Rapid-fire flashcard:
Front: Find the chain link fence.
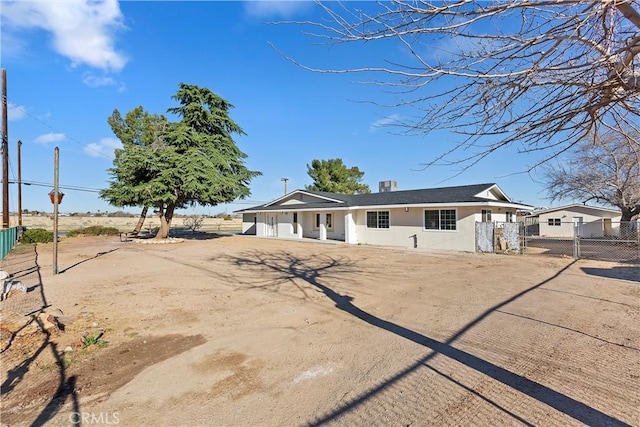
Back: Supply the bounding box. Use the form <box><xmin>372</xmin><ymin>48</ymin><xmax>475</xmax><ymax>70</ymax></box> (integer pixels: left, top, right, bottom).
<box><xmin>476</xmin><ymin>220</ymin><xmax>639</xmax><ymax>263</ymax></box>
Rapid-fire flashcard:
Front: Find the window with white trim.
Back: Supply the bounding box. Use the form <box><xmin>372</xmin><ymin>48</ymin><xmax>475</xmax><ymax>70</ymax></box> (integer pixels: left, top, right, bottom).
<box><xmin>326</xmin><ymin>213</ymin><xmax>333</xmax><ymax>230</ymax></box>
<box><xmin>506</xmin><ymin>212</ymin><xmax>513</xmax><ymax>223</ymax></box>
<box><xmin>548</xmin><ymin>218</ymin><xmax>561</xmax><ymax>226</ymax></box>
<box><xmin>482</xmin><ymin>209</ymin><xmax>492</xmax><ymax>222</ymax></box>
<box><xmin>424</xmin><ymin>209</ymin><xmax>457</xmax><ymax>231</ymax></box>
<box><xmin>366</xmin><ymin>211</ymin><xmax>390</xmax><ymax>229</ymax></box>
<box><xmin>315</xmin><ymin>213</ymin><xmax>321</xmax><ymax>229</ymax></box>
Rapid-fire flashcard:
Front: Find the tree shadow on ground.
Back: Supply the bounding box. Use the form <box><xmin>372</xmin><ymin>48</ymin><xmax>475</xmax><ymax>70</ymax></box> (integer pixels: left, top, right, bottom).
<box><xmin>224</xmin><ymin>250</ymin><xmax>628</xmax><ymax>427</ymax></box>
<box><xmin>59</xmin><ymin>248</ymin><xmax>119</xmax><ymax>274</ymax></box>
<box><xmin>171</xmin><ymin>230</ymin><xmax>233</xmax><ymax>241</ymax></box>
<box><xmin>0</xmin><ymin>244</ymin><xmax>80</xmax><ymax>425</ymax></box>
<box><xmin>580</xmin><ymin>266</ymin><xmax>640</xmax><ymax>282</ymax></box>
<box><xmin>126</xmin><ymin>229</ymin><xmax>232</xmax><ymax>242</ymax></box>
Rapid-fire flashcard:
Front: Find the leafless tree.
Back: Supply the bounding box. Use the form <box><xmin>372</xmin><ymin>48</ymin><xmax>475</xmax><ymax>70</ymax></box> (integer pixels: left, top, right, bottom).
<box><xmin>285</xmin><ymin>1</ymin><xmax>640</xmax><ymax>169</ymax></box>
<box><xmin>543</xmin><ymin>133</ymin><xmax>640</xmax><ymax>221</ymax></box>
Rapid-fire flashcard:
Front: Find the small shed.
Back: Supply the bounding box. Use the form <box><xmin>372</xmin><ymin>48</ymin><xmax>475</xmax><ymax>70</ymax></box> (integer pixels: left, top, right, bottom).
<box><xmin>527</xmin><ymin>204</ymin><xmax>622</xmax><ymax>238</ymax></box>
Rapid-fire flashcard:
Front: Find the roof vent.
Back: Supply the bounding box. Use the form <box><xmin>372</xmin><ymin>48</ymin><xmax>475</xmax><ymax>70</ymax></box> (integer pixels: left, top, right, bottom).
<box><xmin>379</xmin><ymin>180</ymin><xmax>398</xmax><ymax>192</ymax></box>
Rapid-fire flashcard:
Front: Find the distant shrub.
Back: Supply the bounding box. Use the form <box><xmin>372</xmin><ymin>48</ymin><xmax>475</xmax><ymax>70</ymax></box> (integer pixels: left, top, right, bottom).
<box><xmin>183</xmin><ymin>215</ymin><xmax>204</xmax><ymax>232</ymax></box>
<box><xmin>66</xmin><ymin>226</ymin><xmax>120</xmax><ymax>237</ymax></box>
<box><xmin>22</xmin><ymin>228</ymin><xmax>54</xmax><ymax>243</ymax></box>
<box><xmin>224</xmin><ymin>214</ymin><xmax>233</xmax><ymax>221</ymax></box>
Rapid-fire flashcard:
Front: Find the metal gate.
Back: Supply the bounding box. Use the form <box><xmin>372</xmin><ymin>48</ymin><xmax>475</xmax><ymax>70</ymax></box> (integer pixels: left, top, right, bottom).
<box><xmin>476</xmin><ymin>222</ymin><xmax>494</xmax><ymax>252</ymax></box>
<box><xmin>522</xmin><ymin>220</ymin><xmax>639</xmax><ymax>263</ymax></box>
<box><xmin>476</xmin><ymin>222</ymin><xmax>522</xmax><ymax>254</ymax></box>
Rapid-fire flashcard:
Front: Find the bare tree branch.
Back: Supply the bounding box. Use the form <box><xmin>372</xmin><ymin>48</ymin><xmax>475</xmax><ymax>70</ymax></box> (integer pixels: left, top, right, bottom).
<box><xmin>543</xmin><ymin>131</ymin><xmax>640</xmax><ymax>221</ymax></box>
<box><xmin>281</xmin><ymin>0</ymin><xmax>640</xmax><ymax>169</ymax></box>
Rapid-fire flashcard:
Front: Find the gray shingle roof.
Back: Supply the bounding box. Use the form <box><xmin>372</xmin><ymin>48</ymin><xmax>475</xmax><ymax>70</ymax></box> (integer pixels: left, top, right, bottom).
<box><xmin>236</xmin><ymin>183</ymin><xmax>524</xmax><ymax>213</ymax></box>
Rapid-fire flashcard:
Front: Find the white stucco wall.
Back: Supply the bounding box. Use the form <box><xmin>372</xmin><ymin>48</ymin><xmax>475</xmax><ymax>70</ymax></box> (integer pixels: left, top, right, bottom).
<box><xmin>538</xmin><ymin>207</ymin><xmax>621</xmax><ymax>237</ymax></box>
<box><xmin>297</xmin><ymin>211</ymin><xmax>344</xmax><ymax>240</ymax></box>
<box><xmin>471</xmin><ymin>210</ymin><xmax>518</xmax><ymax>223</ymax></box>
<box><xmin>354</xmin><ymin>206</ymin><xmax>481</xmax><ymax>252</ymax></box>
<box><xmin>242</xmin><ymin>213</ymin><xmax>257</xmax><ymax>235</ymax></box>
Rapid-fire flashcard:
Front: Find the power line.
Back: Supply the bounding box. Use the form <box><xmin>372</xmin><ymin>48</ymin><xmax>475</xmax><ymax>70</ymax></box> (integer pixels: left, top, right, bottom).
<box><xmin>5</xmin><ymin>179</ymin><xmax>268</xmax><ymax>204</ymax></box>
<box><xmin>6</xmin><ymin>180</ymin><xmax>102</xmax><ymax>193</ymax></box>
<box><xmin>7</xmin><ymin>98</ymin><xmax>112</xmax><ymax>159</ymax></box>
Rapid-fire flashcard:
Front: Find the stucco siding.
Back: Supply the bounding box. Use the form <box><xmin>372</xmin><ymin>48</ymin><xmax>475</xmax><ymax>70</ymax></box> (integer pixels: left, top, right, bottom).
<box><xmin>297</xmin><ymin>211</ymin><xmax>344</xmax><ymax>240</ymax></box>
<box><xmin>354</xmin><ymin>206</ymin><xmax>479</xmax><ymax>252</ymax></box>
<box><xmin>276</xmin><ymin>212</ymin><xmax>296</xmax><ymax>238</ymax></box>
<box><xmin>471</xmin><ymin>210</ymin><xmax>518</xmax><ymax>223</ymax></box>
<box><xmin>328</xmin><ymin>212</ymin><xmax>345</xmax><ymax>240</ymax></box>
<box><xmin>242</xmin><ymin>213</ymin><xmax>257</xmax><ymax>235</ymax></box>
<box><xmin>538</xmin><ymin>208</ymin><xmax>622</xmax><ymax>237</ymax></box>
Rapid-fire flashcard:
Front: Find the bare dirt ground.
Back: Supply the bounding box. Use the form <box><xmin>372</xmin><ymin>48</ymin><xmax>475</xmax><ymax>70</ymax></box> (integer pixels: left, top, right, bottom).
<box><xmin>1</xmin><ymin>234</ymin><xmax>638</xmax><ymax>427</ymax></box>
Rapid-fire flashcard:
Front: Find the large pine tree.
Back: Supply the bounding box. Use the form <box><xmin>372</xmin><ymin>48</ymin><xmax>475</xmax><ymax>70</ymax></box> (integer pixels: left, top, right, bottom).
<box><xmin>101</xmin><ymin>84</ymin><xmax>261</xmax><ymax>238</ymax></box>
<box><xmin>306</xmin><ymin>158</ymin><xmax>371</xmax><ymax>195</ymax></box>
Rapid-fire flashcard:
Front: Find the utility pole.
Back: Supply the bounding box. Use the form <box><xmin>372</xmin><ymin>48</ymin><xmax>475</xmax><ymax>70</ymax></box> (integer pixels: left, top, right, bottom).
<box><xmin>53</xmin><ymin>147</ymin><xmax>59</xmax><ymax>274</ymax></box>
<box><xmin>17</xmin><ymin>140</ymin><xmax>21</xmax><ymax>226</ymax></box>
<box><xmin>281</xmin><ymin>177</ymin><xmax>289</xmax><ymax>195</ymax></box>
<box><xmin>2</xmin><ymin>68</ymin><xmax>9</xmax><ymax>228</ymax></box>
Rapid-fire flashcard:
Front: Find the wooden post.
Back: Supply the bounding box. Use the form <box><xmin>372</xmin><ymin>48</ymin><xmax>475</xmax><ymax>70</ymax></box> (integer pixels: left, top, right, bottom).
<box><xmin>53</xmin><ymin>147</ymin><xmax>59</xmax><ymax>274</ymax></box>
<box><xmin>2</xmin><ymin>69</ymin><xmax>9</xmax><ymax>229</ymax></box>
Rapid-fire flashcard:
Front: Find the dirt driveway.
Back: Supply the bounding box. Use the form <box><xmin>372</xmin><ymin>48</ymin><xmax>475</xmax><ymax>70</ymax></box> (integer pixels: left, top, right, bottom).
<box><xmin>1</xmin><ymin>235</ymin><xmax>638</xmax><ymax>426</ymax></box>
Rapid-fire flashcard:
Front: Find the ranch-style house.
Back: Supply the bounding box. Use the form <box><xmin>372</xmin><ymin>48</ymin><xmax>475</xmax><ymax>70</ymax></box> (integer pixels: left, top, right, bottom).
<box><xmin>236</xmin><ymin>182</ymin><xmax>533</xmax><ymax>252</ymax></box>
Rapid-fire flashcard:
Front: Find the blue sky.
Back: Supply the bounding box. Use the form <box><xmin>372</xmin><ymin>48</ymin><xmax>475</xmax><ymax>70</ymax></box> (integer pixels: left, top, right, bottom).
<box><xmin>1</xmin><ymin>1</ymin><xmax>553</xmax><ymax>215</ymax></box>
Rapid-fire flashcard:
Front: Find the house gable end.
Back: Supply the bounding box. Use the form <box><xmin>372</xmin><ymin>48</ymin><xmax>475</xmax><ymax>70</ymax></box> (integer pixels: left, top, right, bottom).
<box><xmin>264</xmin><ymin>190</ymin><xmax>346</xmax><ymax>208</ymax></box>
<box><xmin>532</xmin><ymin>204</ymin><xmax>621</xmax><ymax>218</ymax></box>
<box><xmin>473</xmin><ymin>184</ymin><xmax>511</xmax><ymax>202</ymax></box>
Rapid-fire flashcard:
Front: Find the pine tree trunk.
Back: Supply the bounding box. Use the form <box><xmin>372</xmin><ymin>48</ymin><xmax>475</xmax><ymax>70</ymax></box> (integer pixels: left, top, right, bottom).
<box><xmin>132</xmin><ymin>206</ymin><xmax>148</xmax><ymax>234</ymax></box>
<box><xmin>156</xmin><ymin>203</ymin><xmax>176</xmax><ymax>239</ymax></box>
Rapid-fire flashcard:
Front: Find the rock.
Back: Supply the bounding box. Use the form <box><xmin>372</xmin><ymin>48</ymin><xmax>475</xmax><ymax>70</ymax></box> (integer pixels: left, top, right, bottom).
<box><xmin>0</xmin><ymin>270</ymin><xmax>10</xmax><ymax>280</ymax></box>
<box><xmin>36</xmin><ymin>313</ymin><xmax>64</xmax><ymax>332</ymax></box>
<box><xmin>46</xmin><ymin>308</ymin><xmax>64</xmax><ymax>317</ymax></box>
<box><xmin>1</xmin><ymin>280</ymin><xmax>26</xmax><ymax>301</ymax></box>
<box><xmin>64</xmin><ymin>346</ymin><xmax>73</xmax><ymax>352</ymax></box>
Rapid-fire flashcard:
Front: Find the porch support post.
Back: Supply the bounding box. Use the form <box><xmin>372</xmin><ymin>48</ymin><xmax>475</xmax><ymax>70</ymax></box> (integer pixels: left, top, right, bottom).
<box><xmin>256</xmin><ymin>213</ymin><xmax>265</xmax><ymax>237</ymax></box>
<box><xmin>297</xmin><ymin>213</ymin><xmax>303</xmax><ymax>238</ymax></box>
<box><xmin>345</xmin><ymin>210</ymin><xmax>357</xmax><ymax>244</ymax></box>
<box><xmin>319</xmin><ymin>212</ymin><xmax>327</xmax><ymax>240</ymax></box>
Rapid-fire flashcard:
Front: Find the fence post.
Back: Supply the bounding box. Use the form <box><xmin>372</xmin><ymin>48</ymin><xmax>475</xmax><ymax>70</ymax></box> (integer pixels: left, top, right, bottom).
<box><xmin>573</xmin><ymin>222</ymin><xmax>581</xmax><ymax>259</ymax></box>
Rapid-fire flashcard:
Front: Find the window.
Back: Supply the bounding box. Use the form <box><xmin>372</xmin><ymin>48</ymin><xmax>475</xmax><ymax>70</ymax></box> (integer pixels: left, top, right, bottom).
<box><xmin>482</xmin><ymin>209</ymin><xmax>492</xmax><ymax>222</ymax></box>
<box><xmin>424</xmin><ymin>209</ymin><xmax>457</xmax><ymax>231</ymax></box>
<box><xmin>440</xmin><ymin>209</ymin><xmax>457</xmax><ymax>230</ymax></box>
<box><xmin>314</xmin><ymin>213</ymin><xmax>333</xmax><ymax>230</ymax></box>
<box><xmin>506</xmin><ymin>212</ymin><xmax>513</xmax><ymax>223</ymax></box>
<box><xmin>366</xmin><ymin>211</ymin><xmax>390</xmax><ymax>229</ymax></box>
<box><xmin>424</xmin><ymin>210</ymin><xmax>440</xmax><ymax>230</ymax></box>
<box><xmin>548</xmin><ymin>218</ymin><xmax>561</xmax><ymax>226</ymax></box>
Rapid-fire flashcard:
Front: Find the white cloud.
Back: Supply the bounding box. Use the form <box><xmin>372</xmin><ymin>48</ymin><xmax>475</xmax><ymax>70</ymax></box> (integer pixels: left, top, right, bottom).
<box><xmin>34</xmin><ymin>132</ymin><xmax>66</xmax><ymax>144</ymax></box>
<box><xmin>83</xmin><ymin>74</ymin><xmax>117</xmax><ymax>87</ymax></box>
<box><xmin>82</xmin><ymin>72</ymin><xmax>126</xmax><ymax>91</ymax></box>
<box><xmin>1</xmin><ymin>0</ymin><xmax>128</xmax><ymax>72</ymax></box>
<box><xmin>84</xmin><ymin>137</ymin><xmax>122</xmax><ymax>159</ymax></box>
<box><xmin>244</xmin><ymin>1</ymin><xmax>315</xmax><ymax>19</ymax></box>
<box><xmin>8</xmin><ymin>102</ymin><xmax>27</xmax><ymax>121</ymax></box>
<box><xmin>369</xmin><ymin>114</ymin><xmax>402</xmax><ymax>132</ymax></box>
